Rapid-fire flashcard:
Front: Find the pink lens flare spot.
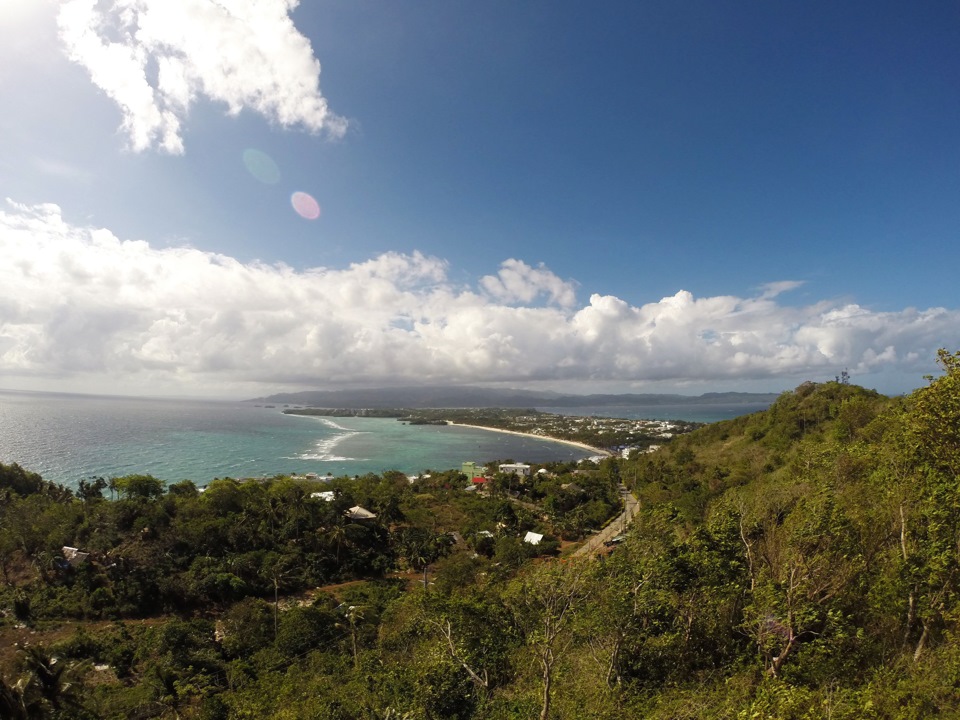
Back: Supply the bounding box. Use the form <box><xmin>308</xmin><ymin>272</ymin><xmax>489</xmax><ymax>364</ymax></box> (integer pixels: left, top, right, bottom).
<box><xmin>291</xmin><ymin>191</ymin><xmax>321</xmax><ymax>220</ymax></box>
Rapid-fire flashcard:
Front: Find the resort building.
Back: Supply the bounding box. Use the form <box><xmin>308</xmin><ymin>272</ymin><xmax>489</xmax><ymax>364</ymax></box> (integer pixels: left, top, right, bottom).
<box><xmin>462</xmin><ymin>461</ymin><xmax>483</xmax><ymax>477</ymax></box>
<box><xmin>498</xmin><ymin>463</ymin><xmax>531</xmax><ymax>476</ymax></box>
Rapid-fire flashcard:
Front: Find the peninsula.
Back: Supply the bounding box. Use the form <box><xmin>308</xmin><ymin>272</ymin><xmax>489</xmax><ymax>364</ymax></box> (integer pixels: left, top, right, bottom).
<box><xmin>282</xmin><ymin>406</ymin><xmax>700</xmax><ymax>454</ymax></box>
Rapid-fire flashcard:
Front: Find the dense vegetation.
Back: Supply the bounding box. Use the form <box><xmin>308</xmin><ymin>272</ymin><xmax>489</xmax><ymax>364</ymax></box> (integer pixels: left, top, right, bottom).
<box><xmin>2</xmin><ymin>350</ymin><xmax>960</xmax><ymax>718</ymax></box>
<box><xmin>0</xmin><ymin>449</ymin><xmax>623</xmax><ymax>717</ymax></box>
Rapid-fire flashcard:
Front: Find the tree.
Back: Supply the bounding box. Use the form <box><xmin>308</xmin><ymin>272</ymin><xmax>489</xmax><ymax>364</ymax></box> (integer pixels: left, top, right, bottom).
<box><xmin>420</xmin><ymin>591</ymin><xmax>516</xmax><ymax>698</ymax></box>
<box><xmin>0</xmin><ymin>463</ymin><xmax>46</xmax><ymax>497</ymax></box>
<box><xmin>112</xmin><ymin>474</ymin><xmax>164</xmax><ymax>501</ymax></box>
<box><xmin>276</xmin><ymin>605</ymin><xmax>337</xmax><ymax>659</ymax></box>
<box><xmin>505</xmin><ymin>558</ymin><xmax>593</xmax><ymax>720</ymax></box>
<box><xmin>741</xmin><ymin>488</ymin><xmax>862</xmax><ymax>677</ymax></box>
<box><xmin>0</xmin><ymin>675</ymin><xmax>34</xmax><ymax>720</ymax></box>
<box><xmin>398</xmin><ymin>528</ymin><xmax>452</xmax><ymax>592</ymax></box>
<box><xmin>261</xmin><ymin>553</ymin><xmax>300</xmax><ymax>639</ymax></box>
<box><xmin>909</xmin><ymin>349</ymin><xmax>960</xmax><ymax>478</ymax></box>
<box><xmin>579</xmin><ymin>534</ymin><xmax>661</xmax><ymax>689</ymax></box>
<box><xmin>77</xmin><ymin>477</ymin><xmax>106</xmax><ymax>502</ymax></box>
<box><xmin>894</xmin><ymin>349</ymin><xmax>960</xmax><ymax>661</ymax></box>
<box><xmin>220</xmin><ymin>598</ymin><xmax>274</xmax><ymax>658</ymax></box>
<box><xmin>8</xmin><ymin>645</ymin><xmax>90</xmax><ymax>718</ymax></box>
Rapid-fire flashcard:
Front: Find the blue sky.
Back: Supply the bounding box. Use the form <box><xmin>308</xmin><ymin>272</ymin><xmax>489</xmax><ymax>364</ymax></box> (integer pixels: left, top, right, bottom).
<box><xmin>0</xmin><ymin>0</ymin><xmax>958</xmax><ymax>398</ymax></box>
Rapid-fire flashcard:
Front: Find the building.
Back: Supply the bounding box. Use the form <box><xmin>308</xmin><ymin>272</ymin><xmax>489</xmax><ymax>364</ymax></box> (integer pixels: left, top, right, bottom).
<box><xmin>498</xmin><ymin>463</ymin><xmax>531</xmax><ymax>477</ymax></box>
<box><xmin>523</xmin><ymin>531</ymin><xmax>544</xmax><ymax>545</ymax></box>
<box><xmin>345</xmin><ymin>505</ymin><xmax>377</xmax><ymax>520</ymax></box>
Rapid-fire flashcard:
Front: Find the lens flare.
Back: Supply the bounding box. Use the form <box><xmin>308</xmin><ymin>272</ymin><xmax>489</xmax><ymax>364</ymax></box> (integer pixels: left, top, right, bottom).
<box><xmin>291</xmin><ymin>191</ymin><xmax>321</xmax><ymax>220</ymax></box>
<box><xmin>242</xmin><ymin>148</ymin><xmax>281</xmax><ymax>184</ymax></box>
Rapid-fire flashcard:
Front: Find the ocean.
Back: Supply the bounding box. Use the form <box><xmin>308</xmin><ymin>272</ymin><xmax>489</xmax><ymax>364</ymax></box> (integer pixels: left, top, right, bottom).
<box><xmin>0</xmin><ymin>390</ymin><xmax>772</xmax><ymax>489</ymax></box>
<box><xmin>0</xmin><ymin>390</ymin><xmax>598</xmax><ymax>488</ymax></box>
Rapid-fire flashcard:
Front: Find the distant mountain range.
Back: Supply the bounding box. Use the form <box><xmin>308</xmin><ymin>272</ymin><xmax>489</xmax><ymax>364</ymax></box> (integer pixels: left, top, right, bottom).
<box><xmin>249</xmin><ymin>386</ymin><xmax>782</xmax><ymax>409</ymax></box>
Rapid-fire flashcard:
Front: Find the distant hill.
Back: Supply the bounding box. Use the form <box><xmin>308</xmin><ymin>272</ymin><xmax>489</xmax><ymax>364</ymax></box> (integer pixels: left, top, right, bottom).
<box><xmin>248</xmin><ymin>385</ymin><xmax>781</xmax><ymax>409</ymax></box>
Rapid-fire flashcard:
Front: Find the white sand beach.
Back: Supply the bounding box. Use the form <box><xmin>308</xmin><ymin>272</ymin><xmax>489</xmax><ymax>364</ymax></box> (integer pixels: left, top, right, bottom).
<box><xmin>447</xmin><ymin>422</ymin><xmax>612</xmax><ymax>457</ymax></box>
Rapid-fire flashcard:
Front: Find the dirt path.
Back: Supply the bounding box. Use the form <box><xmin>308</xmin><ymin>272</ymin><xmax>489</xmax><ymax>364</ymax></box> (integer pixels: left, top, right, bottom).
<box><xmin>572</xmin><ymin>486</ymin><xmax>639</xmax><ymax>558</ymax></box>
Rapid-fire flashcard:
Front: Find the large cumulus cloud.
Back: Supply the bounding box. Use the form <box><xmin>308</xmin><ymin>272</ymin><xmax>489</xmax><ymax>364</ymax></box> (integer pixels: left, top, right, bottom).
<box><xmin>57</xmin><ymin>0</ymin><xmax>346</xmax><ymax>153</ymax></box>
<box><xmin>1</xmin><ymin>200</ymin><xmax>956</xmax><ymax>393</ymax></box>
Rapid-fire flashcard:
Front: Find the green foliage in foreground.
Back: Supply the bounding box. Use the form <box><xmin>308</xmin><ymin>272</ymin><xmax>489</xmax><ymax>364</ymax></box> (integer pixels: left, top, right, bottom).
<box><xmin>3</xmin><ymin>351</ymin><xmax>960</xmax><ymax>718</ymax></box>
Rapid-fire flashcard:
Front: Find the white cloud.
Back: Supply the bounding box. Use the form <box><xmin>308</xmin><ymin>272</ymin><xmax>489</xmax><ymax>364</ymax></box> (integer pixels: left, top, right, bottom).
<box><xmin>56</xmin><ymin>0</ymin><xmax>346</xmax><ymax>154</ymax></box>
<box><xmin>1</xmin><ymin>200</ymin><xmax>958</xmax><ymax>395</ymax></box>
<box><xmin>758</xmin><ymin>280</ymin><xmax>805</xmax><ymax>299</ymax></box>
<box><xmin>480</xmin><ymin>259</ymin><xmax>578</xmax><ymax>308</ymax></box>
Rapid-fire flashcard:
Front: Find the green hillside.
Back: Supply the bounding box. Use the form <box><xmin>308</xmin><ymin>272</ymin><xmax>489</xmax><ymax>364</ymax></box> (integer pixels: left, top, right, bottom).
<box><xmin>2</xmin><ymin>351</ymin><xmax>959</xmax><ymax>719</ymax></box>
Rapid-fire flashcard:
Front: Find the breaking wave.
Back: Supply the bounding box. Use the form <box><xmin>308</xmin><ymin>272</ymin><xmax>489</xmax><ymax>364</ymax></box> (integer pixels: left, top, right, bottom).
<box><xmin>296</xmin><ymin>429</ymin><xmax>369</xmax><ymax>462</ymax></box>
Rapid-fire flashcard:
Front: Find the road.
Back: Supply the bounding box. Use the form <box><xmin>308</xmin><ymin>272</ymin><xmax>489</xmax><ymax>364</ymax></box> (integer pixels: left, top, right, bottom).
<box><xmin>572</xmin><ymin>485</ymin><xmax>640</xmax><ymax>558</ymax></box>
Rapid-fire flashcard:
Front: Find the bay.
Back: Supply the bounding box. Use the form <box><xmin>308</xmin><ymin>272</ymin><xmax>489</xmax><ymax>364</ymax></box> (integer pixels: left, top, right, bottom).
<box><xmin>0</xmin><ymin>390</ymin><xmax>595</xmax><ymax>488</ymax></box>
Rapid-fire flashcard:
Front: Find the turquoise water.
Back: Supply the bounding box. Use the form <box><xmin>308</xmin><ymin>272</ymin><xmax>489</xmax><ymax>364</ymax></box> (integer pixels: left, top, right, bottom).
<box><xmin>0</xmin><ymin>390</ymin><xmax>594</xmax><ymax>488</ymax></box>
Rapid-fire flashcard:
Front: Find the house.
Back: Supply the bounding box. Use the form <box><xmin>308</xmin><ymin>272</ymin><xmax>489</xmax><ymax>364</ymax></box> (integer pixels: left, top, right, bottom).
<box><xmin>311</xmin><ymin>491</ymin><xmax>335</xmax><ymax>502</ymax></box>
<box><xmin>470</xmin><ymin>476</ymin><xmax>489</xmax><ymax>494</ymax></box>
<box><xmin>344</xmin><ymin>505</ymin><xmax>376</xmax><ymax>520</ymax></box>
<box><xmin>499</xmin><ymin>463</ymin><xmax>531</xmax><ymax>477</ymax></box>
<box><xmin>523</xmin><ymin>531</ymin><xmax>544</xmax><ymax>545</ymax></box>
<box><xmin>62</xmin><ymin>546</ymin><xmax>91</xmax><ymax>566</ymax></box>
<box><xmin>462</xmin><ymin>461</ymin><xmax>483</xmax><ymax>477</ymax></box>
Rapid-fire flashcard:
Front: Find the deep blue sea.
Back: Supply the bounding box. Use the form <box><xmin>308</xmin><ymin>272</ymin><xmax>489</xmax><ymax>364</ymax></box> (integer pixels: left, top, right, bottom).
<box><xmin>0</xmin><ymin>390</ymin><xmax>771</xmax><ymax>488</ymax></box>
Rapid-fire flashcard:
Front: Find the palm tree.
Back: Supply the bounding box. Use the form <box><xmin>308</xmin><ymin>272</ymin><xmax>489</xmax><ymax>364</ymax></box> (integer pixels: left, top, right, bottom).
<box><xmin>325</xmin><ymin>520</ymin><xmax>350</xmax><ymax>564</ymax></box>
<box><xmin>18</xmin><ymin>645</ymin><xmax>88</xmax><ymax>716</ymax></box>
<box><xmin>399</xmin><ymin>528</ymin><xmax>451</xmax><ymax>592</ymax></box>
<box><xmin>0</xmin><ymin>675</ymin><xmax>31</xmax><ymax>720</ymax></box>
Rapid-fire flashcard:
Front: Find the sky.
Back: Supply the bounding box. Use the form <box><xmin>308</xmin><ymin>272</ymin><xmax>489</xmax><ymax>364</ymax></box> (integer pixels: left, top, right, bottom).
<box><xmin>1</xmin><ymin>0</ymin><xmax>958</xmax><ymax>399</ymax></box>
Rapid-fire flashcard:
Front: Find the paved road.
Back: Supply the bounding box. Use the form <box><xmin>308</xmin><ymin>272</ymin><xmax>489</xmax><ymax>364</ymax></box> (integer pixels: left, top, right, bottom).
<box><xmin>572</xmin><ymin>485</ymin><xmax>640</xmax><ymax>558</ymax></box>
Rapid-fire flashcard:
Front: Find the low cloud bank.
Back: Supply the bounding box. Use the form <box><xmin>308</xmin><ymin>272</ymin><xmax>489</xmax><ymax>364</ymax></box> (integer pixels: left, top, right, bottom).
<box><xmin>57</xmin><ymin>0</ymin><xmax>346</xmax><ymax>154</ymax></box>
<box><xmin>1</xmin><ymin>200</ymin><xmax>956</xmax><ymax>394</ymax></box>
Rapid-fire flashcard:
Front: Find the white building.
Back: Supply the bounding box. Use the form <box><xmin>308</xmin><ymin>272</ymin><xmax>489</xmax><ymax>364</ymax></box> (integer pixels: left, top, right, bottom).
<box><xmin>499</xmin><ymin>463</ymin><xmax>531</xmax><ymax>477</ymax></box>
<box><xmin>523</xmin><ymin>531</ymin><xmax>544</xmax><ymax>545</ymax></box>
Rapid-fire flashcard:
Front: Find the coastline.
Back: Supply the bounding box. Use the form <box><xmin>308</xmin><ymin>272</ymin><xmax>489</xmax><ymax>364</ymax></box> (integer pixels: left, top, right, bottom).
<box><xmin>446</xmin><ymin>422</ymin><xmax>612</xmax><ymax>457</ymax></box>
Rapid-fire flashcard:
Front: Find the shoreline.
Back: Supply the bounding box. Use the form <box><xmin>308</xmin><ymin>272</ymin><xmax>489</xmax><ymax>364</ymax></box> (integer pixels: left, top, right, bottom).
<box><xmin>446</xmin><ymin>422</ymin><xmax>612</xmax><ymax>457</ymax></box>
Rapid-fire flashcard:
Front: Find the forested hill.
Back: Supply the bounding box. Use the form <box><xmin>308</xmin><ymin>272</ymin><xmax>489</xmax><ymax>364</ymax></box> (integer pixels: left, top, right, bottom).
<box><xmin>612</xmin><ymin>350</ymin><xmax>960</xmax><ymax>713</ymax></box>
<box><xmin>628</xmin><ymin>377</ymin><xmax>895</xmax><ymax>523</ymax></box>
<box><xmin>1</xmin><ymin>351</ymin><xmax>959</xmax><ymax>718</ymax></box>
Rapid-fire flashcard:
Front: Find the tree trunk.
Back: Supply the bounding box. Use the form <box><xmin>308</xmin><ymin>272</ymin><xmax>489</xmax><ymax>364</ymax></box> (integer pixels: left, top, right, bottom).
<box><xmin>605</xmin><ymin>634</ymin><xmax>623</xmax><ymax>688</ymax></box>
<box><xmin>913</xmin><ymin>622</ymin><xmax>929</xmax><ymax>662</ymax></box>
<box><xmin>738</xmin><ymin>516</ymin><xmax>756</xmax><ymax>593</ymax></box>
<box><xmin>768</xmin><ymin>636</ymin><xmax>794</xmax><ymax>677</ymax></box>
<box><xmin>351</xmin><ymin>622</ymin><xmax>359</xmax><ymax>668</ymax></box>
<box><xmin>273</xmin><ymin>579</ymin><xmax>279</xmax><ymax>639</ymax></box>
<box><xmin>899</xmin><ymin>503</ymin><xmax>917</xmax><ymax>651</ymax></box>
<box><xmin>540</xmin><ymin>655</ymin><xmax>552</xmax><ymax>720</ymax></box>
<box><xmin>434</xmin><ymin>619</ymin><xmax>489</xmax><ymax>690</ymax></box>
<box><xmin>903</xmin><ymin>590</ymin><xmax>916</xmax><ymax>650</ymax></box>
